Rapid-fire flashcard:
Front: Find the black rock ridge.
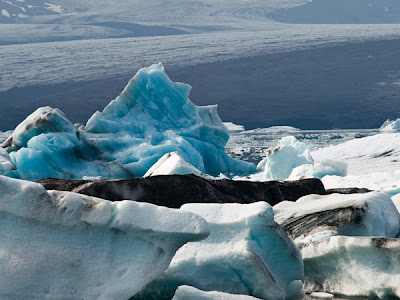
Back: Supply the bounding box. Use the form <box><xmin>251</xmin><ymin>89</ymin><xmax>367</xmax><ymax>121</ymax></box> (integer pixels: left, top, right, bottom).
<box><xmin>37</xmin><ymin>175</ymin><xmax>326</xmax><ymax>208</ymax></box>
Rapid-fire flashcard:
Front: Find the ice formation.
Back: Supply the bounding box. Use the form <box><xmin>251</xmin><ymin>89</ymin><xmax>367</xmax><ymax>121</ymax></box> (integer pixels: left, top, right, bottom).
<box><xmin>256</xmin><ymin>136</ymin><xmax>314</xmax><ymax>180</ymax></box>
<box><xmin>223</xmin><ymin>122</ymin><xmax>245</xmax><ymax>132</ymax></box>
<box><xmin>288</xmin><ymin>159</ymin><xmax>347</xmax><ymax>180</ymax></box>
<box><xmin>312</xmin><ymin>133</ymin><xmax>400</xmax><ymax>176</ymax></box>
<box><xmin>2</xmin><ymin>63</ymin><xmax>255</xmax><ymax>180</ymax></box>
<box><xmin>309</xmin><ymin>292</ymin><xmax>334</xmax><ymax>299</ymax></box>
<box><xmin>135</xmin><ymin>202</ymin><xmax>304</xmax><ymax>300</ymax></box>
<box><xmin>302</xmin><ymin>236</ymin><xmax>400</xmax><ymax>299</ymax></box>
<box><xmin>0</xmin><ymin>146</ymin><xmax>15</xmax><ymax>175</ymax></box>
<box><xmin>144</xmin><ymin>151</ymin><xmax>204</xmax><ymax>177</ymax></box>
<box><xmin>380</xmin><ymin>118</ymin><xmax>400</xmax><ymax>131</ymax></box>
<box><xmin>255</xmin><ymin>136</ymin><xmax>346</xmax><ymax>181</ymax></box>
<box><xmin>172</xmin><ymin>286</ymin><xmax>262</xmax><ymax>300</ymax></box>
<box><xmin>273</xmin><ymin>192</ymin><xmax>400</xmax><ymax>245</ymax></box>
<box><xmin>0</xmin><ymin>175</ymin><xmax>210</xmax><ymax>299</ymax></box>
<box><xmin>392</xmin><ymin>193</ymin><xmax>400</xmax><ymax>213</ymax></box>
<box><xmin>312</xmin><ymin>133</ymin><xmax>400</xmax><ymax>194</ymax></box>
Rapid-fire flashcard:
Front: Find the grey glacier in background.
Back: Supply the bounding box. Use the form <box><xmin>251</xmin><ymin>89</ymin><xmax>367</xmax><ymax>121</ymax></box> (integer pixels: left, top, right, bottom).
<box><xmin>1</xmin><ymin>0</ymin><xmax>400</xmax><ymax>130</ymax></box>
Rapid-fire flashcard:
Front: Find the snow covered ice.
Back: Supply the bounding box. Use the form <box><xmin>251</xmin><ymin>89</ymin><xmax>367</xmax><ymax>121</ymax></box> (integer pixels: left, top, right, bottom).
<box><xmin>256</xmin><ymin>136</ymin><xmax>314</xmax><ymax>180</ymax></box>
<box><xmin>380</xmin><ymin>118</ymin><xmax>400</xmax><ymax>132</ymax></box>
<box><xmin>223</xmin><ymin>122</ymin><xmax>245</xmax><ymax>133</ymax></box>
<box><xmin>0</xmin><ymin>175</ymin><xmax>210</xmax><ymax>299</ymax></box>
<box><xmin>172</xmin><ymin>285</ymin><xmax>263</xmax><ymax>300</ymax></box>
<box><xmin>273</xmin><ymin>190</ymin><xmax>400</xmax><ymax>299</ymax></box>
<box><xmin>253</xmin><ymin>136</ymin><xmax>346</xmax><ymax>181</ymax></box>
<box><xmin>2</xmin><ymin>63</ymin><xmax>255</xmax><ymax>180</ymax></box>
<box><xmin>136</xmin><ymin>201</ymin><xmax>304</xmax><ymax>300</ymax></box>
<box><xmin>302</xmin><ymin>236</ymin><xmax>400</xmax><ymax>298</ymax></box>
<box><xmin>144</xmin><ymin>151</ymin><xmax>204</xmax><ymax>177</ymax></box>
<box><xmin>312</xmin><ymin>133</ymin><xmax>400</xmax><ymax>195</ymax></box>
<box><xmin>273</xmin><ymin>192</ymin><xmax>400</xmax><ymax>245</ymax></box>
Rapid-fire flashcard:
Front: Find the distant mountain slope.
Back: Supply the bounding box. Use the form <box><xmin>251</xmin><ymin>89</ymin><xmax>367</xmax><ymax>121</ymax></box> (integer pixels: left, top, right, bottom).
<box><xmin>0</xmin><ymin>0</ymin><xmax>65</xmax><ymax>23</ymax></box>
<box><xmin>271</xmin><ymin>0</ymin><xmax>400</xmax><ymax>24</ymax></box>
<box><xmin>2</xmin><ymin>0</ymin><xmax>400</xmax><ymax>25</ymax></box>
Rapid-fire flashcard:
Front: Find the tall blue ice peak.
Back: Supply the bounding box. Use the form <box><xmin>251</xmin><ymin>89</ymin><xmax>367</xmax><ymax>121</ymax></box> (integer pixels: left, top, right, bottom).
<box><xmin>4</xmin><ymin>63</ymin><xmax>256</xmax><ymax>180</ymax></box>
<box><xmin>85</xmin><ymin>62</ymin><xmax>195</xmax><ymax>134</ymax></box>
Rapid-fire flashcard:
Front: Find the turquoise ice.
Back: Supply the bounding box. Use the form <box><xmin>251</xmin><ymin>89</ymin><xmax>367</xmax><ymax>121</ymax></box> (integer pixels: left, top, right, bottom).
<box><xmin>3</xmin><ymin>63</ymin><xmax>255</xmax><ymax>180</ymax></box>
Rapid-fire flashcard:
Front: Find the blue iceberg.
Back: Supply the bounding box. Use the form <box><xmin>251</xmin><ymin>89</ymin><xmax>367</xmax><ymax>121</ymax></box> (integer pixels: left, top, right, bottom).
<box><xmin>3</xmin><ymin>63</ymin><xmax>255</xmax><ymax>180</ymax></box>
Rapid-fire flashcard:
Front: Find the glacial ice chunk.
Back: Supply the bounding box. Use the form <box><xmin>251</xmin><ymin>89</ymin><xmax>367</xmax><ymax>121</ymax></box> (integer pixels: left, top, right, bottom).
<box><xmin>257</xmin><ymin>136</ymin><xmax>314</xmax><ymax>180</ymax></box>
<box><xmin>302</xmin><ymin>236</ymin><xmax>400</xmax><ymax>299</ymax></box>
<box><xmin>309</xmin><ymin>292</ymin><xmax>334</xmax><ymax>299</ymax></box>
<box><xmin>0</xmin><ymin>175</ymin><xmax>209</xmax><ymax>299</ymax></box>
<box><xmin>3</xmin><ymin>64</ymin><xmax>255</xmax><ymax>180</ymax></box>
<box><xmin>255</xmin><ymin>136</ymin><xmax>348</xmax><ymax>181</ymax></box>
<box><xmin>274</xmin><ymin>192</ymin><xmax>400</xmax><ymax>245</ymax></box>
<box><xmin>172</xmin><ymin>285</ymin><xmax>263</xmax><ymax>300</ymax></box>
<box><xmin>2</xmin><ymin>106</ymin><xmax>78</xmax><ymax>151</ymax></box>
<box><xmin>380</xmin><ymin>118</ymin><xmax>400</xmax><ymax>131</ymax></box>
<box><xmin>223</xmin><ymin>122</ymin><xmax>245</xmax><ymax>132</ymax></box>
<box><xmin>135</xmin><ymin>201</ymin><xmax>304</xmax><ymax>300</ymax></box>
<box><xmin>392</xmin><ymin>193</ymin><xmax>400</xmax><ymax>214</ymax></box>
<box><xmin>0</xmin><ymin>147</ymin><xmax>15</xmax><ymax>176</ymax></box>
<box><xmin>289</xmin><ymin>159</ymin><xmax>347</xmax><ymax>179</ymax></box>
<box><xmin>144</xmin><ymin>151</ymin><xmax>204</xmax><ymax>177</ymax></box>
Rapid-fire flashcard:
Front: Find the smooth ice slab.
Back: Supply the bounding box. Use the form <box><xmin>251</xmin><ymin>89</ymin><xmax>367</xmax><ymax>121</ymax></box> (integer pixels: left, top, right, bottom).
<box><xmin>273</xmin><ymin>192</ymin><xmax>400</xmax><ymax>245</ymax></box>
<box><xmin>3</xmin><ymin>63</ymin><xmax>255</xmax><ymax>180</ymax></box>
<box><xmin>172</xmin><ymin>285</ymin><xmax>262</xmax><ymax>300</ymax></box>
<box><xmin>135</xmin><ymin>201</ymin><xmax>304</xmax><ymax>300</ymax></box>
<box><xmin>302</xmin><ymin>236</ymin><xmax>400</xmax><ymax>299</ymax></box>
<box><xmin>0</xmin><ymin>175</ymin><xmax>209</xmax><ymax>299</ymax></box>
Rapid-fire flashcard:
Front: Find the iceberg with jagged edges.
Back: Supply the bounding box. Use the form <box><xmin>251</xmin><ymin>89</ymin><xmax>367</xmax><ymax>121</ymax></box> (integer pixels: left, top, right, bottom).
<box><xmin>2</xmin><ymin>63</ymin><xmax>255</xmax><ymax>180</ymax></box>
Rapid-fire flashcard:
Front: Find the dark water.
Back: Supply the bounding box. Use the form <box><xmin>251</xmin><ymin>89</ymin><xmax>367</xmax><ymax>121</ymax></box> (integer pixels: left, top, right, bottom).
<box><xmin>1</xmin><ymin>39</ymin><xmax>400</xmax><ymax>131</ymax></box>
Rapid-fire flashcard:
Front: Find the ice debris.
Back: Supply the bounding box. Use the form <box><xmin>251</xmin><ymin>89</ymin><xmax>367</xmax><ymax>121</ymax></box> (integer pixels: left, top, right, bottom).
<box><xmin>2</xmin><ymin>63</ymin><xmax>255</xmax><ymax>180</ymax></box>
<box><xmin>288</xmin><ymin>159</ymin><xmax>347</xmax><ymax>180</ymax></box>
<box><xmin>172</xmin><ymin>285</ymin><xmax>262</xmax><ymax>300</ymax></box>
<box><xmin>0</xmin><ymin>175</ymin><xmax>209</xmax><ymax>299</ymax></box>
<box><xmin>302</xmin><ymin>236</ymin><xmax>400</xmax><ymax>299</ymax></box>
<box><xmin>257</xmin><ymin>136</ymin><xmax>314</xmax><ymax>180</ymax></box>
<box><xmin>309</xmin><ymin>292</ymin><xmax>334</xmax><ymax>299</ymax></box>
<box><xmin>256</xmin><ymin>136</ymin><xmax>346</xmax><ymax>181</ymax></box>
<box><xmin>0</xmin><ymin>146</ymin><xmax>15</xmax><ymax>176</ymax></box>
<box><xmin>135</xmin><ymin>201</ymin><xmax>304</xmax><ymax>300</ymax></box>
<box><xmin>273</xmin><ymin>192</ymin><xmax>400</xmax><ymax>245</ymax></box>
